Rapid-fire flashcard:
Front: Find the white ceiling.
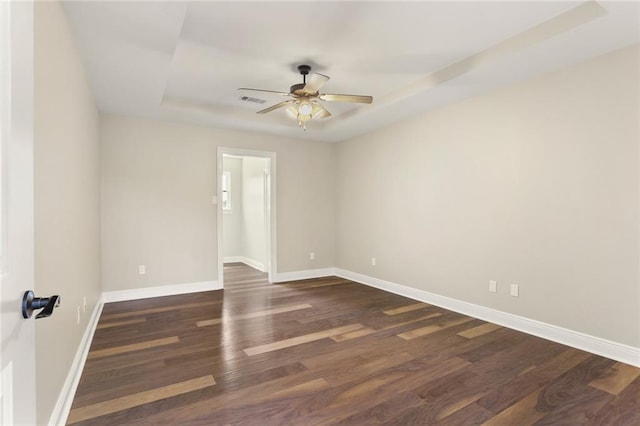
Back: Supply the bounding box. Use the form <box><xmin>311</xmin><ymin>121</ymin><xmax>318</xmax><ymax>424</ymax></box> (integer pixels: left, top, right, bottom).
<box><xmin>62</xmin><ymin>1</ymin><xmax>639</xmax><ymax>143</ymax></box>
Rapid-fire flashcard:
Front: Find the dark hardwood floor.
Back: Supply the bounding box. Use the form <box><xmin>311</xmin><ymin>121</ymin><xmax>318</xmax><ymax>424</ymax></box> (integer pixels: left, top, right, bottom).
<box><xmin>68</xmin><ymin>263</ymin><xmax>640</xmax><ymax>425</ymax></box>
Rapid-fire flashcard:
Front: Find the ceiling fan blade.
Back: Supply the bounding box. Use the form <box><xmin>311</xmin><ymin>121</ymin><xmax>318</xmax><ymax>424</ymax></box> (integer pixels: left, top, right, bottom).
<box><xmin>319</xmin><ymin>94</ymin><xmax>373</xmax><ymax>104</ymax></box>
<box><xmin>257</xmin><ymin>99</ymin><xmax>296</xmax><ymax>114</ymax></box>
<box><xmin>311</xmin><ymin>102</ymin><xmax>331</xmax><ymax>119</ymax></box>
<box><xmin>238</xmin><ymin>88</ymin><xmax>293</xmax><ymax>97</ymax></box>
<box><xmin>302</xmin><ymin>73</ymin><xmax>330</xmax><ymax>94</ymax></box>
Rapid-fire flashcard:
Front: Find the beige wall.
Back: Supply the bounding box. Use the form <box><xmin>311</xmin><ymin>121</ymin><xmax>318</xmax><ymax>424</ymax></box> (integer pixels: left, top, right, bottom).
<box><xmin>337</xmin><ymin>45</ymin><xmax>640</xmax><ymax>347</ymax></box>
<box><xmin>222</xmin><ymin>157</ymin><xmax>243</xmax><ymax>258</ymax></box>
<box><xmin>34</xmin><ymin>2</ymin><xmax>102</xmax><ymax>423</ymax></box>
<box><xmin>100</xmin><ymin>115</ymin><xmax>336</xmax><ymax>291</ymax></box>
<box><xmin>241</xmin><ymin>157</ymin><xmax>269</xmax><ymax>268</ymax></box>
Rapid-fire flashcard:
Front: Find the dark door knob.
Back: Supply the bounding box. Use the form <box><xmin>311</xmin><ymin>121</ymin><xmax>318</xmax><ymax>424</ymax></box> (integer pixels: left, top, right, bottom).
<box><xmin>22</xmin><ymin>291</ymin><xmax>61</xmax><ymax>319</ymax></box>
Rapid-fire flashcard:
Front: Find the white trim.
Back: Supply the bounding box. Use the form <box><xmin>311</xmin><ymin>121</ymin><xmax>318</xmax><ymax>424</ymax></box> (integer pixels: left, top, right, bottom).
<box><xmin>49</xmin><ymin>295</ymin><xmax>104</xmax><ymax>426</ymax></box>
<box><xmin>240</xmin><ymin>257</ymin><xmax>265</xmax><ymax>272</ymax></box>
<box><xmin>102</xmin><ymin>280</ymin><xmax>221</xmax><ymax>303</ymax></box>
<box><xmin>223</xmin><ymin>256</ymin><xmax>244</xmax><ymax>263</ymax></box>
<box><xmin>273</xmin><ymin>268</ymin><xmax>337</xmax><ymax>283</ymax></box>
<box><xmin>335</xmin><ymin>268</ymin><xmax>640</xmax><ymax>367</ymax></box>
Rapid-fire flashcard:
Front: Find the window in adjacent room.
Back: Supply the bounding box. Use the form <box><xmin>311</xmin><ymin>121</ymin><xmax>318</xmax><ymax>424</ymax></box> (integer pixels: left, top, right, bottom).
<box><xmin>222</xmin><ymin>171</ymin><xmax>232</xmax><ymax>213</ymax></box>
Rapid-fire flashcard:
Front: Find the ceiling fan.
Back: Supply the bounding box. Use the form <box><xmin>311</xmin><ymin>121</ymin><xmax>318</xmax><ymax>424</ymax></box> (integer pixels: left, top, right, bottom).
<box><xmin>239</xmin><ymin>65</ymin><xmax>373</xmax><ymax>130</ymax></box>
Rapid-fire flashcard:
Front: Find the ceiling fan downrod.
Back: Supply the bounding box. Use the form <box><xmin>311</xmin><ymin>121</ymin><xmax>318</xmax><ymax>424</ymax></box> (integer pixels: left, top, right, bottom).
<box><xmin>297</xmin><ymin>64</ymin><xmax>311</xmax><ymax>85</ymax></box>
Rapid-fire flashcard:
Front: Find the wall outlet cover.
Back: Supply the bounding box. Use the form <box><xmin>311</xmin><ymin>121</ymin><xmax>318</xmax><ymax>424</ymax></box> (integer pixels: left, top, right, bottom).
<box><xmin>510</xmin><ymin>284</ymin><xmax>519</xmax><ymax>297</ymax></box>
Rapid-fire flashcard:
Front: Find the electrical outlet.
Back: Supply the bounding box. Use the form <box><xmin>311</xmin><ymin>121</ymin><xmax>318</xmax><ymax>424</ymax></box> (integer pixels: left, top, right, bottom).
<box><xmin>510</xmin><ymin>284</ymin><xmax>519</xmax><ymax>297</ymax></box>
<box><xmin>371</xmin><ymin>257</ymin><xmax>377</xmax><ymax>266</ymax></box>
<box><xmin>489</xmin><ymin>280</ymin><xmax>497</xmax><ymax>293</ymax></box>
<box><xmin>76</xmin><ymin>306</ymin><xmax>81</xmax><ymax>325</ymax></box>
<box><xmin>138</xmin><ymin>265</ymin><xmax>146</xmax><ymax>275</ymax></box>
<box><xmin>83</xmin><ymin>296</ymin><xmax>87</xmax><ymax>312</ymax></box>
<box><xmin>309</xmin><ymin>252</ymin><xmax>315</xmax><ymax>260</ymax></box>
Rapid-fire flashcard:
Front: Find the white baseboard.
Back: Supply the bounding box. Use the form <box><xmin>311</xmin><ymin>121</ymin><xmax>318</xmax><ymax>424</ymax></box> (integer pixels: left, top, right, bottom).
<box><xmin>335</xmin><ymin>268</ymin><xmax>640</xmax><ymax>368</ymax></box>
<box><xmin>224</xmin><ymin>256</ymin><xmax>265</xmax><ymax>272</ymax></box>
<box><xmin>273</xmin><ymin>267</ymin><xmax>337</xmax><ymax>283</ymax></box>
<box><xmin>240</xmin><ymin>257</ymin><xmax>265</xmax><ymax>272</ymax></box>
<box><xmin>102</xmin><ymin>280</ymin><xmax>221</xmax><ymax>303</ymax></box>
<box><xmin>49</xmin><ymin>295</ymin><xmax>104</xmax><ymax>426</ymax></box>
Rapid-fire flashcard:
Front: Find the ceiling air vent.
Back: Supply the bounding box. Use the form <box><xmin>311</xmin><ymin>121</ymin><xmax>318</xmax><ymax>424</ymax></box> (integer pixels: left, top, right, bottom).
<box><xmin>240</xmin><ymin>96</ymin><xmax>266</xmax><ymax>104</ymax></box>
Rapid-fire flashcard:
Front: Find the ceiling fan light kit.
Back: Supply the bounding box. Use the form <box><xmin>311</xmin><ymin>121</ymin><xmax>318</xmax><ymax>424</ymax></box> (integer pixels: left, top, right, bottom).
<box><xmin>298</xmin><ymin>99</ymin><xmax>313</xmax><ymax>116</ymax></box>
<box><xmin>239</xmin><ymin>64</ymin><xmax>373</xmax><ymax>130</ymax></box>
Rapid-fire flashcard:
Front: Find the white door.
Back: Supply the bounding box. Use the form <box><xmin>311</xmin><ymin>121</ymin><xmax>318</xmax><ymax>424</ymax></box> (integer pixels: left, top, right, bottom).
<box><xmin>0</xmin><ymin>1</ymin><xmax>37</xmax><ymax>424</ymax></box>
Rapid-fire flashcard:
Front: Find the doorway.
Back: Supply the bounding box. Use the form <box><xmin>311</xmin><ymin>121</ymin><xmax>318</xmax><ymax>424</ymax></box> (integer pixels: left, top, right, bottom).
<box><xmin>217</xmin><ymin>148</ymin><xmax>276</xmax><ymax>288</ymax></box>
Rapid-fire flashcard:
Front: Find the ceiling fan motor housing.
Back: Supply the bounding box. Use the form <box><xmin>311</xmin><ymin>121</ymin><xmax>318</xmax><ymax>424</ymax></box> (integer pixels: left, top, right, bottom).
<box><xmin>290</xmin><ymin>83</ymin><xmax>307</xmax><ymax>95</ymax></box>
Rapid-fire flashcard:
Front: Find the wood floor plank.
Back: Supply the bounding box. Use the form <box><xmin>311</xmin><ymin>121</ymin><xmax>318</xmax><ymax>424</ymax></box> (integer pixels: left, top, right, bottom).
<box><xmin>383</xmin><ymin>302</ymin><xmax>429</xmax><ymax>315</ymax></box>
<box><xmin>96</xmin><ymin>318</ymin><xmax>146</xmax><ymax>329</ymax></box>
<box><xmin>588</xmin><ymin>362</ymin><xmax>640</xmax><ymax>395</ymax></box>
<box><xmin>481</xmin><ymin>388</ymin><xmax>546</xmax><ymax>425</ymax></box>
<box><xmin>437</xmin><ymin>391</ymin><xmax>487</xmax><ymax>420</ymax></box>
<box><xmin>378</xmin><ymin>311</ymin><xmax>443</xmax><ymax>331</ymax></box>
<box><xmin>137</xmin><ymin>371</ymin><xmax>331</xmax><ymax>424</ymax></box>
<box><xmin>334</xmin><ymin>392</ymin><xmax>426</xmax><ymax>425</ymax></box>
<box><xmin>267</xmin><ymin>377</ymin><xmax>330</xmax><ymax>400</ymax></box>
<box><xmin>87</xmin><ymin>336</ymin><xmax>179</xmax><ymax>359</ymax></box>
<box><xmin>244</xmin><ymin>324</ymin><xmax>364</xmax><ymax>356</ymax></box>
<box><xmin>457</xmin><ymin>322</ymin><xmax>502</xmax><ymax>339</ymax></box>
<box><xmin>407</xmin><ymin>366</ymin><xmax>493</xmax><ymax>424</ymax></box>
<box><xmin>229</xmin><ymin>283</ymin><xmax>292</xmax><ymax>293</ymax></box>
<box><xmin>307</xmin><ymin>356</ymin><xmax>472</xmax><ymax>425</ymax></box>
<box><xmin>289</xmin><ymin>280</ymin><xmax>351</xmax><ymax>289</ymax></box>
<box><xmin>397</xmin><ymin>316</ymin><xmax>475</xmax><ymax>340</ymax></box>
<box><xmin>586</xmin><ymin>376</ymin><xmax>640</xmax><ymax>425</ymax></box>
<box><xmin>73</xmin><ymin>360</ymin><xmax>169</xmax><ymax>407</ymax></box>
<box><xmin>67</xmin><ymin>375</ymin><xmax>215</xmax><ymax>424</ymax></box>
<box><xmin>495</xmin><ymin>355</ymin><xmax>615</xmax><ymax>425</ymax></box>
<box><xmin>323</xmin><ymin>351</ymin><xmax>418</xmax><ymax>387</ymax></box>
<box><xmin>330</xmin><ymin>327</ymin><xmax>376</xmax><ymax>342</ymax></box>
<box><xmin>196</xmin><ymin>303</ymin><xmax>312</xmax><ymax>327</ymax></box>
<box><xmin>435</xmin><ymin>402</ymin><xmax>495</xmax><ymax>425</ymax></box>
